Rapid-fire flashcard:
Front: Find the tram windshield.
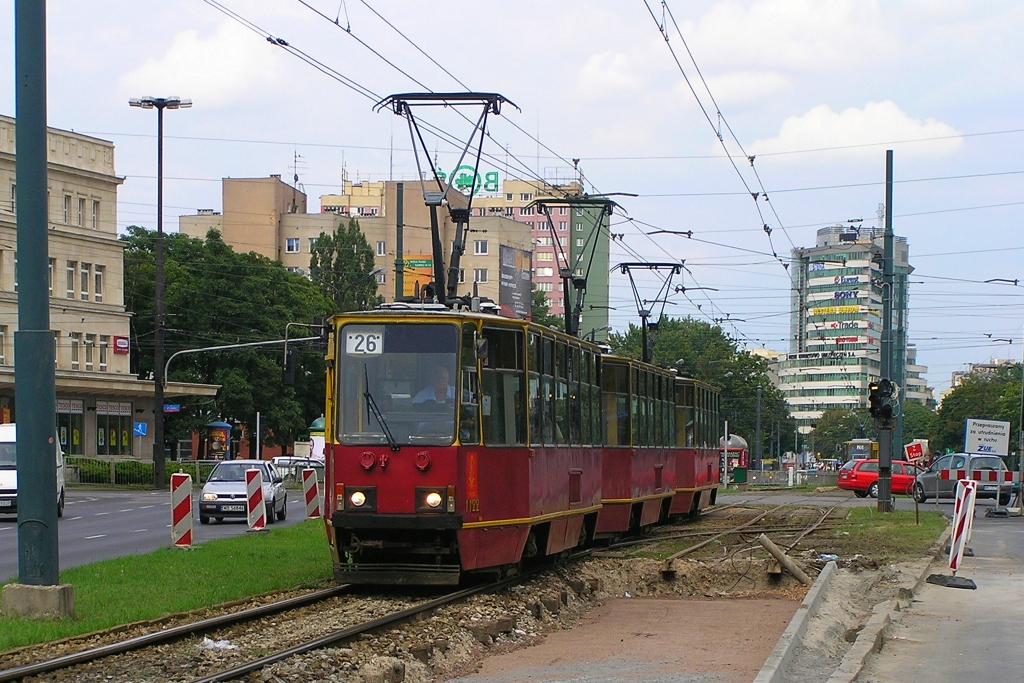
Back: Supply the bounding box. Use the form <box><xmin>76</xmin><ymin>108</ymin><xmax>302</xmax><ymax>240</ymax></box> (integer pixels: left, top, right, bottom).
<box><xmin>337</xmin><ymin>322</ymin><xmax>459</xmax><ymax>447</ymax></box>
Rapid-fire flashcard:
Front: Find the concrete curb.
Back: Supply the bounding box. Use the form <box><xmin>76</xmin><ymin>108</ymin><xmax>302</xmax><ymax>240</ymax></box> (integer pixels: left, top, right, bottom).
<box><xmin>823</xmin><ymin>524</ymin><xmax>954</xmax><ymax>683</ymax></box>
<box><xmin>752</xmin><ymin>560</ymin><xmax>837</xmax><ymax>683</ymax></box>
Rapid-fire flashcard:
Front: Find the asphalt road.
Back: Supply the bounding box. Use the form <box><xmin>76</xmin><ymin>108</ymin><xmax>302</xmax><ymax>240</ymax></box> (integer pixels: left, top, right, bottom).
<box><xmin>0</xmin><ymin>488</ymin><xmax>309</xmax><ymax>582</ymax></box>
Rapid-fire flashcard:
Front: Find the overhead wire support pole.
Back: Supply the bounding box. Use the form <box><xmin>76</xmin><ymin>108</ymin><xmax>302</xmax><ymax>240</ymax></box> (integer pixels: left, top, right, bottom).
<box><xmin>376</xmin><ymin>92</ymin><xmax>518</xmax><ymax>307</ymax></box>
<box><xmin>878</xmin><ymin>149</ymin><xmax>895</xmax><ymax>513</ymax></box>
<box><xmin>617</xmin><ymin>262</ymin><xmax>683</xmax><ymax>363</ymax></box>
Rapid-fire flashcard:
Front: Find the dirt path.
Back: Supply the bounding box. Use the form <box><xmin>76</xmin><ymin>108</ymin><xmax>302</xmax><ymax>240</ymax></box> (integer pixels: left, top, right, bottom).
<box><xmin>447</xmin><ymin>596</ymin><xmax>799</xmax><ymax>683</ymax></box>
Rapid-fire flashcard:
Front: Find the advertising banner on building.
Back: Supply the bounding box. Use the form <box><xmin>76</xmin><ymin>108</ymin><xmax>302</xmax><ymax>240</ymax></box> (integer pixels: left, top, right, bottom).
<box><xmin>498</xmin><ymin>245</ymin><xmax>532</xmax><ymax>319</ymax></box>
<box><xmin>402</xmin><ymin>256</ymin><xmax>434</xmax><ymax>297</ymax></box>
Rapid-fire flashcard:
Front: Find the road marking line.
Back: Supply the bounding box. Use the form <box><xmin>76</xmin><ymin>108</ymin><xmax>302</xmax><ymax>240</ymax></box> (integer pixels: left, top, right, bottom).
<box><xmin>165</xmin><ymin>524</ymin><xmax>172</xmax><ymax>528</ymax></box>
<box><xmin>94</xmin><ymin>512</ymin><xmax>110</xmax><ymax>516</ymax></box>
<box><xmin>130</xmin><ymin>529</ymin><xmax>149</xmax><ymax>533</ymax></box>
<box><xmin>119</xmin><ymin>509</ymin><xmax>133</xmax><ymax>512</ymax></box>
<box><xmin>0</xmin><ymin>527</ymin><xmax>11</xmax><ymax>532</ymax></box>
<box><xmin>85</xmin><ymin>534</ymin><xmax>106</xmax><ymax>539</ymax></box>
<box><xmin>68</xmin><ymin>516</ymin><xmax>83</xmax><ymax>521</ymax></box>
<box><xmin>140</xmin><ymin>505</ymin><xmax>154</xmax><ymax>509</ymax></box>
<box><xmin>161</xmin><ymin>502</ymin><xmax>171</xmax><ymax>506</ymax></box>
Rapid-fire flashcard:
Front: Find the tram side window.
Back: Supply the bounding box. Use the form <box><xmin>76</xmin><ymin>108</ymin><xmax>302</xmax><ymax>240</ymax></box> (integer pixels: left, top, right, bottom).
<box><xmin>481</xmin><ymin>327</ymin><xmax>525</xmax><ymax>445</ymax></box>
<box><xmin>554</xmin><ymin>340</ymin><xmax>569</xmax><ymax>445</ymax></box>
<box><xmin>460</xmin><ymin>324</ymin><xmax>480</xmax><ymax>445</ymax></box>
<box><xmin>592</xmin><ymin>354</ymin><xmax>602</xmax><ymax>445</ymax></box>
<box><xmin>568</xmin><ymin>346</ymin><xmax>582</xmax><ymax>445</ymax></box>
<box><xmin>603</xmin><ymin>363</ymin><xmax>630</xmax><ymax>446</ymax></box>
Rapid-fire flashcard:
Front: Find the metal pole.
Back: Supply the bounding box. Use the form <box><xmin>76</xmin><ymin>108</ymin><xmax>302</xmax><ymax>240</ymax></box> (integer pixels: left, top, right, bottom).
<box><xmin>15</xmin><ymin>0</ymin><xmax>59</xmax><ymax>586</ymax></box>
<box><xmin>153</xmin><ymin>105</ymin><xmax>166</xmax><ymax>490</ymax></box>
<box><xmin>722</xmin><ymin>419</ymin><xmax>729</xmax><ymax>486</ymax></box>
<box><xmin>877</xmin><ymin>150</ymin><xmax>895</xmax><ymax>512</ymax></box>
<box><xmin>394</xmin><ymin>182</ymin><xmax>404</xmax><ymax>299</ymax></box>
<box><xmin>755</xmin><ymin>385</ymin><xmax>762</xmax><ymax>471</ymax></box>
<box><xmin>255</xmin><ymin>411</ymin><xmax>260</xmax><ymax>459</ymax></box>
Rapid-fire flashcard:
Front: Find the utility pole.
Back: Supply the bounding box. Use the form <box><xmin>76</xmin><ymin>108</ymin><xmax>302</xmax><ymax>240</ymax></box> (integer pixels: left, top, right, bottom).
<box><xmin>876</xmin><ymin>149</ymin><xmax>895</xmax><ymax>513</ymax></box>
<box><xmin>13</xmin><ymin>0</ymin><xmax>60</xmax><ymax>591</ymax></box>
<box><xmin>394</xmin><ymin>182</ymin><xmax>404</xmax><ymax>300</ymax></box>
<box><xmin>755</xmin><ymin>385</ymin><xmax>762</xmax><ymax>471</ymax></box>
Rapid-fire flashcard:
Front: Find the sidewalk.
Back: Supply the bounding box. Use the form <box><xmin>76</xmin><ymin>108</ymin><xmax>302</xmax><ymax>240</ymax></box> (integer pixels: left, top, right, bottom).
<box><xmin>858</xmin><ymin>509</ymin><xmax>1024</xmax><ymax>682</ymax></box>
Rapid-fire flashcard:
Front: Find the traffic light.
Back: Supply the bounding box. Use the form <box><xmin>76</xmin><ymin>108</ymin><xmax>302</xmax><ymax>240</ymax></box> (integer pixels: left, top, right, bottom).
<box><xmin>868</xmin><ymin>379</ymin><xmax>894</xmax><ymax>420</ymax></box>
<box><xmin>282</xmin><ymin>346</ymin><xmax>297</xmax><ymax>386</ymax></box>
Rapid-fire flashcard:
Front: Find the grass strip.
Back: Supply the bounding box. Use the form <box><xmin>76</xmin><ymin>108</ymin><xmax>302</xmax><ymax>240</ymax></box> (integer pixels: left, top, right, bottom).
<box><xmin>0</xmin><ymin>520</ymin><xmax>332</xmax><ymax>653</ymax></box>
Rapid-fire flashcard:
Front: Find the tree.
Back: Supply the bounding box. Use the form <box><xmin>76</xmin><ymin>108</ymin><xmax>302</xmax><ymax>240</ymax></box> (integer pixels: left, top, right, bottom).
<box><xmin>531</xmin><ymin>286</ymin><xmax>564</xmax><ymax>331</ymax></box>
<box><xmin>932</xmin><ymin>363</ymin><xmax>1022</xmax><ymax>455</ymax></box>
<box><xmin>606</xmin><ymin>316</ymin><xmax>793</xmax><ymax>460</ymax></box>
<box><xmin>309</xmin><ymin>218</ymin><xmax>382</xmax><ymax>311</ymax></box>
<box><xmin>811</xmin><ymin>408</ymin><xmax>876</xmax><ymax>459</ymax></box>
<box><xmin>901</xmin><ymin>400</ymin><xmax>937</xmax><ymax>444</ymax></box>
<box><xmin>123</xmin><ymin>227</ymin><xmax>335</xmax><ymax>456</ymax></box>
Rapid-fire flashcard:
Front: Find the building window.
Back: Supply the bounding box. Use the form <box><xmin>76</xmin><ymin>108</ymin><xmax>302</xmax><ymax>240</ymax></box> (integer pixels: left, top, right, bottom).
<box><xmin>77</xmin><ymin>197</ymin><xmax>85</xmax><ymax>227</ymax></box>
<box><xmin>473</xmin><ymin>268</ymin><xmax>488</xmax><ymax>283</ymax></box>
<box><xmin>308</xmin><ymin>237</ymin><xmax>317</xmax><ymax>251</ymax></box>
<box><xmin>63</xmin><ymin>195</ymin><xmax>71</xmax><ymax>224</ymax></box>
<box><xmin>575</xmin><ymin>223</ymin><xmax>584</xmax><ymax>231</ymax></box>
<box><xmin>376</xmin><ymin>270</ymin><xmax>386</xmax><ymax>285</ymax></box>
<box><xmin>80</xmin><ymin>263</ymin><xmax>91</xmax><ymax>300</ymax></box>
<box><xmin>559</xmin><ymin>206</ymin><xmax>567</xmax><ymax>216</ymax></box>
<box><xmin>535</xmin><ymin>267</ymin><xmax>554</xmax><ymax>277</ymax></box>
<box><xmin>9</xmin><ymin>184</ymin><xmax>14</xmax><ymax>214</ymax></box>
<box><xmin>575</xmin><ymin>208</ymin><xmax>583</xmax><ymax>216</ymax></box>
<box><xmin>94</xmin><ymin>266</ymin><xmax>104</xmax><ymax>302</ymax></box>
<box><xmin>519</xmin><ymin>206</ymin><xmax>534</xmax><ymax>216</ymax></box>
<box><xmin>92</xmin><ymin>200</ymin><xmax>99</xmax><ymax>229</ymax></box>
<box><xmin>458</xmin><ymin>268</ymin><xmax>466</xmax><ymax>284</ymax></box>
<box><xmin>70</xmin><ymin>333</ymin><xmax>81</xmax><ymax>370</ymax></box>
<box><xmin>0</xmin><ymin>326</ymin><xmax>6</xmax><ymax>365</ymax></box>
<box><xmin>376</xmin><ymin>241</ymin><xmax>386</xmax><ymax>256</ymax></box>
<box><xmin>85</xmin><ymin>334</ymin><xmax>95</xmax><ymax>371</ymax></box>
<box><xmin>558</xmin><ymin>237</ymin><xmax>567</xmax><ymax>247</ymax></box>
<box><xmin>559</xmin><ymin>221</ymin><xmax>567</xmax><ymax>230</ymax></box>
<box><xmin>536</xmin><ymin>282</ymin><xmax>554</xmax><ymax>292</ymax></box>
<box><xmin>576</xmin><ymin>238</ymin><xmax>584</xmax><ymax>247</ymax></box>
<box><xmin>285</xmin><ymin>238</ymin><xmax>300</xmax><ymax>253</ymax></box>
<box><xmin>66</xmin><ymin>261</ymin><xmax>76</xmax><ymax>298</ymax></box>
<box><xmin>506</xmin><ymin>193</ymin><xmax>513</xmax><ymax>201</ymax></box>
<box><xmin>99</xmin><ymin>335</ymin><xmax>109</xmax><ymax>371</ymax></box>
<box><xmin>473</xmin><ymin>239</ymin><xmax>488</xmax><ymax>255</ymax></box>
<box><xmin>48</xmin><ymin>258</ymin><xmax>55</xmax><ymax>296</ymax></box>
<box><xmin>520</xmin><ymin>193</ymin><xmax>532</xmax><ymax>201</ymax></box>
<box><xmin>504</xmin><ymin>206</ymin><xmax>514</xmax><ymax>217</ymax></box>
<box><xmin>536</xmin><ymin>236</ymin><xmax>553</xmax><ymax>247</ymax></box>
<box><xmin>536</xmin><ymin>251</ymin><xmax>553</xmax><ymax>262</ymax></box>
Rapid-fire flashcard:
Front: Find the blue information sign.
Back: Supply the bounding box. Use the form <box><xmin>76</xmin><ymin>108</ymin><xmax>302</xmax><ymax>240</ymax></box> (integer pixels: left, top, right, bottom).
<box><xmin>133</xmin><ymin>422</ymin><xmax>147</xmax><ymax>437</ymax></box>
<box><xmin>163</xmin><ymin>404</ymin><xmax>181</xmax><ymax>413</ymax></box>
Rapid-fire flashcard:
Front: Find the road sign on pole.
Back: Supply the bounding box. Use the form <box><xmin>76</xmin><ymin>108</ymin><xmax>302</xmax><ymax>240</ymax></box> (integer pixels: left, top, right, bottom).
<box><xmin>133</xmin><ymin>422</ymin><xmax>148</xmax><ymax>437</ymax></box>
<box><xmin>964</xmin><ymin>419</ymin><xmax>1010</xmax><ymax>456</ymax></box>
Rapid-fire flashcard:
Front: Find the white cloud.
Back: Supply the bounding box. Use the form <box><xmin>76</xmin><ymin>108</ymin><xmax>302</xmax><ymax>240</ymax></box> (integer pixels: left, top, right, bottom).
<box><xmin>702</xmin><ymin>71</ymin><xmax>792</xmax><ymax>105</ymax></box>
<box><xmin>576</xmin><ymin>50</ymin><xmax>645</xmax><ymax>99</ymax></box>
<box><xmin>749</xmin><ymin>101</ymin><xmax>962</xmax><ymax>157</ymax></box>
<box><xmin>117</xmin><ymin>21</ymin><xmax>283</xmax><ymax>109</ymax></box>
<box><xmin>682</xmin><ymin>0</ymin><xmax>892</xmax><ymax>71</ymax></box>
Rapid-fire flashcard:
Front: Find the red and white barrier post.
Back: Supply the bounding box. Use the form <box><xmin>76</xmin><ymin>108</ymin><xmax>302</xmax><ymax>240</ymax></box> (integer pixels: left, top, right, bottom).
<box><xmin>246</xmin><ymin>467</ymin><xmax>266</xmax><ymax>531</ymax></box>
<box><xmin>302</xmin><ymin>468</ymin><xmax>321</xmax><ymax>519</ymax></box>
<box><xmin>949</xmin><ymin>479</ymin><xmax>977</xmax><ymax>574</ymax></box>
<box><xmin>170</xmin><ymin>472</ymin><xmax>193</xmax><ymax>547</ymax></box>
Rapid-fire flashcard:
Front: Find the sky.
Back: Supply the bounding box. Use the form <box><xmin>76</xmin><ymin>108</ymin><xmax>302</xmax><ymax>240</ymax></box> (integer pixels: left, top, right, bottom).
<box><xmin>1</xmin><ymin>0</ymin><xmax>1022</xmax><ymax>395</ymax></box>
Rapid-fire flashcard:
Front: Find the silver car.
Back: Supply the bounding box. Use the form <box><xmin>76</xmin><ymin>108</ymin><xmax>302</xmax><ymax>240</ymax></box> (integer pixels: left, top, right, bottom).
<box><xmin>199</xmin><ymin>460</ymin><xmax>287</xmax><ymax>524</ymax></box>
<box><xmin>913</xmin><ymin>453</ymin><xmax>1012</xmax><ymax>505</ymax></box>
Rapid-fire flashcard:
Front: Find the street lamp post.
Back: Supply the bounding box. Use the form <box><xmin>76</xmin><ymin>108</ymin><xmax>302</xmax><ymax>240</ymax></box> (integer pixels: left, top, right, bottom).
<box><xmin>129</xmin><ymin>96</ymin><xmax>191</xmax><ymax>490</ymax></box>
<box><xmin>755</xmin><ymin>385</ymin><xmax>762</xmax><ymax>471</ymax></box>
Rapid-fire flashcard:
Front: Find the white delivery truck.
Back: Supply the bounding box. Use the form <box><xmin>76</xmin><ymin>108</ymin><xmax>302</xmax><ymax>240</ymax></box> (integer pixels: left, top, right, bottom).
<box><xmin>0</xmin><ymin>423</ymin><xmax>66</xmax><ymax>517</ymax></box>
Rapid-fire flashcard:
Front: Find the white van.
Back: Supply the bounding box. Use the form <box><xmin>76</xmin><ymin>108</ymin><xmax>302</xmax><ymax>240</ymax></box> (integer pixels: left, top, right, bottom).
<box><xmin>0</xmin><ymin>423</ymin><xmax>66</xmax><ymax>517</ymax></box>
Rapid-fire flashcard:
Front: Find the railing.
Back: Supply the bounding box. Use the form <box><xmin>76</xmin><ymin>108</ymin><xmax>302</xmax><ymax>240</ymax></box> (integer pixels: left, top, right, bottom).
<box><xmin>746</xmin><ymin>470</ymin><xmax>839</xmax><ymax>488</ymax></box>
<box><xmin>65</xmin><ymin>458</ymin><xmax>323</xmax><ymax>489</ymax></box>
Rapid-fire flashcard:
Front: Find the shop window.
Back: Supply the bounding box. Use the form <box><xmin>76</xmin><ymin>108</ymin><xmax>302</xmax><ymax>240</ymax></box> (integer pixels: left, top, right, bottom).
<box><xmin>57</xmin><ymin>400</ymin><xmax>84</xmax><ymax>455</ymax></box>
<box><xmin>96</xmin><ymin>402</ymin><xmax>132</xmax><ymax>456</ymax></box>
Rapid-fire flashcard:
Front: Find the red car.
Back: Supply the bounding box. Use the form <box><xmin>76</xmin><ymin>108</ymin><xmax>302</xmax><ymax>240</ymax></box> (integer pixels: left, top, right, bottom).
<box><xmin>837</xmin><ymin>459</ymin><xmax>923</xmax><ymax>498</ymax></box>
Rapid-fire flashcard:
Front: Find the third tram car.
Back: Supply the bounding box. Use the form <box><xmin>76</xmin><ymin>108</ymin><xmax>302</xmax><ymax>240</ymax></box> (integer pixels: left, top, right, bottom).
<box><xmin>324</xmin><ymin>306</ymin><xmax>720</xmax><ymax>584</ymax></box>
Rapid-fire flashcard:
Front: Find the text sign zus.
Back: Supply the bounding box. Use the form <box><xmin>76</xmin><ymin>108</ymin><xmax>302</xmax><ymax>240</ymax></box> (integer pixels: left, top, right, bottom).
<box><xmin>964</xmin><ymin>418</ymin><xmax>1011</xmax><ymax>456</ymax></box>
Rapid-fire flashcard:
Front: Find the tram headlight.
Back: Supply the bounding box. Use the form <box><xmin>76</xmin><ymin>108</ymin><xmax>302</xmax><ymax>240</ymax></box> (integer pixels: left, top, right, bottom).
<box><xmin>425</xmin><ymin>492</ymin><xmax>443</xmax><ymax>508</ymax></box>
<box><xmin>350</xmin><ymin>491</ymin><xmax>366</xmax><ymax>507</ymax></box>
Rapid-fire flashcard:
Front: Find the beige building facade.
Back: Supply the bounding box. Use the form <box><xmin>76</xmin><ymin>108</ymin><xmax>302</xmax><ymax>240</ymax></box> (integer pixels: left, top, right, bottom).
<box><xmin>0</xmin><ymin>115</ymin><xmax>216</xmax><ymax>459</ymax></box>
<box><xmin>180</xmin><ymin>178</ymin><xmax>534</xmax><ymax>312</ymax></box>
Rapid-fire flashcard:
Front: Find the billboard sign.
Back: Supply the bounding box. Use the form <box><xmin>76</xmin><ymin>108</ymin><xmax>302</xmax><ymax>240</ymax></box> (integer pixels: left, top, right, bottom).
<box><xmin>498</xmin><ymin>245</ymin><xmax>532</xmax><ymax>319</ymax></box>
<box><xmin>402</xmin><ymin>256</ymin><xmax>434</xmax><ymax>297</ymax></box>
<box><xmin>436</xmin><ymin>165</ymin><xmax>501</xmax><ymax>197</ymax></box>
<box><xmin>964</xmin><ymin>419</ymin><xmax>1011</xmax><ymax>456</ymax></box>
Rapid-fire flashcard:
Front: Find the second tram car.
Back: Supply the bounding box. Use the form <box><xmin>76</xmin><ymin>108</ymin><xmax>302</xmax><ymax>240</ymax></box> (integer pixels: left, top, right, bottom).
<box><xmin>324</xmin><ymin>306</ymin><xmax>720</xmax><ymax>585</ymax></box>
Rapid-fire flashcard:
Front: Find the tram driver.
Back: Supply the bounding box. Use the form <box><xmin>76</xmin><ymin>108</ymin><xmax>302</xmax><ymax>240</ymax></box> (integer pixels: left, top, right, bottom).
<box><xmin>412</xmin><ymin>365</ymin><xmax>456</xmax><ymax>406</ymax></box>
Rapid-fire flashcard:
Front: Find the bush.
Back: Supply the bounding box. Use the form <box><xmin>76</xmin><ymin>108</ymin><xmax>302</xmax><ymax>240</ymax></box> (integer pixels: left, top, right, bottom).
<box><xmin>67</xmin><ymin>457</ymin><xmax>111</xmax><ymax>484</ymax></box>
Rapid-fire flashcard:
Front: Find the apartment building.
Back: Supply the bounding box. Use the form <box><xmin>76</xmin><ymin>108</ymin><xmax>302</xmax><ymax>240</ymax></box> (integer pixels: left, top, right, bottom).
<box><xmin>0</xmin><ymin>115</ymin><xmax>216</xmax><ymax>458</ymax></box>
<box><xmin>180</xmin><ymin>177</ymin><xmax>534</xmax><ymax>315</ymax></box>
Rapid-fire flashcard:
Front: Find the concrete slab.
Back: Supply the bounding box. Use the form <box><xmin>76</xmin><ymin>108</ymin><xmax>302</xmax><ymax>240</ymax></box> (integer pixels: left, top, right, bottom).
<box><xmin>1</xmin><ymin>583</ymin><xmax>75</xmax><ymax>619</ymax></box>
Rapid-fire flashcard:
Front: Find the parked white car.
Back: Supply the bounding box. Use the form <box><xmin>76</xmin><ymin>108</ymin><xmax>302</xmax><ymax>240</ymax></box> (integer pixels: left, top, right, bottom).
<box><xmin>0</xmin><ymin>423</ymin><xmax>67</xmax><ymax>517</ymax></box>
<box><xmin>198</xmin><ymin>459</ymin><xmax>286</xmax><ymax>525</ymax></box>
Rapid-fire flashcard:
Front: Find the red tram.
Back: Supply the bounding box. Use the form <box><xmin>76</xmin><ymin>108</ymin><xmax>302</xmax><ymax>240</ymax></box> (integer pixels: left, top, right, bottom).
<box><xmin>323</xmin><ymin>307</ymin><xmax>720</xmax><ymax>585</ymax></box>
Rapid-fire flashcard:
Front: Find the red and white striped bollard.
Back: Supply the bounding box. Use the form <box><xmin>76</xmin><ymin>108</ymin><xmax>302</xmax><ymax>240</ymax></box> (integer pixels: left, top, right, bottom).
<box><xmin>170</xmin><ymin>472</ymin><xmax>193</xmax><ymax>547</ymax></box>
<box><xmin>949</xmin><ymin>479</ymin><xmax>977</xmax><ymax>574</ymax></box>
<box><xmin>302</xmin><ymin>468</ymin><xmax>321</xmax><ymax>519</ymax></box>
<box><xmin>246</xmin><ymin>467</ymin><xmax>266</xmax><ymax>531</ymax></box>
